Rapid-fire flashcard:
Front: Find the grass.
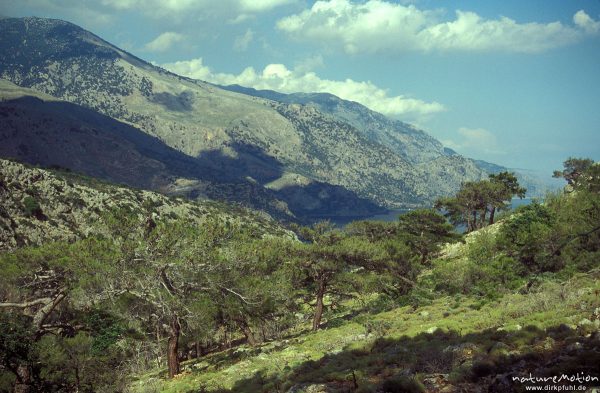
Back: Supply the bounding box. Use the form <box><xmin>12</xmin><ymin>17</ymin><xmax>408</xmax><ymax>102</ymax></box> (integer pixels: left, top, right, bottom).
<box><xmin>130</xmin><ymin>270</ymin><xmax>600</xmax><ymax>393</ymax></box>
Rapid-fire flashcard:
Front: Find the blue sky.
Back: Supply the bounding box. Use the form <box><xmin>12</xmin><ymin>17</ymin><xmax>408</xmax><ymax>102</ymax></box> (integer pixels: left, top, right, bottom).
<box><xmin>2</xmin><ymin>0</ymin><xmax>600</xmax><ymax>177</ymax></box>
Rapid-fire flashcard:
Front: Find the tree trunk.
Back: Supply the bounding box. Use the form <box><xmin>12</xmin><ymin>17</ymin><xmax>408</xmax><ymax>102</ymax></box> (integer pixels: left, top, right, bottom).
<box><xmin>13</xmin><ymin>364</ymin><xmax>31</xmax><ymax>393</ymax></box>
<box><xmin>74</xmin><ymin>365</ymin><xmax>80</xmax><ymax>393</ymax></box>
<box><xmin>237</xmin><ymin>318</ymin><xmax>257</xmax><ymax>346</ymax></box>
<box><xmin>466</xmin><ymin>211</ymin><xmax>474</xmax><ymax>233</ymax></box>
<box><xmin>167</xmin><ymin>317</ymin><xmax>181</xmax><ymax>378</ymax></box>
<box><xmin>312</xmin><ymin>278</ymin><xmax>327</xmax><ymax>331</ymax></box>
<box><xmin>489</xmin><ymin>206</ymin><xmax>496</xmax><ymax>225</ymax></box>
<box><xmin>195</xmin><ymin>341</ymin><xmax>204</xmax><ymax>359</ymax></box>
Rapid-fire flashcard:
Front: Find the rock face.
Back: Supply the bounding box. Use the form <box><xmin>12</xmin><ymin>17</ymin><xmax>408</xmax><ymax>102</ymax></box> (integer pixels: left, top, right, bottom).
<box><xmin>222</xmin><ymin>85</ymin><xmax>552</xmax><ymax>198</ymax></box>
<box><xmin>0</xmin><ymin>16</ymin><xmax>510</xmax><ymax>218</ymax></box>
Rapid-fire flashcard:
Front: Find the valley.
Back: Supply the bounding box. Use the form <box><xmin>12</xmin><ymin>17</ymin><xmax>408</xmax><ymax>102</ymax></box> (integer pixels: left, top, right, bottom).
<box><xmin>0</xmin><ymin>16</ymin><xmax>546</xmax><ymax>223</ymax></box>
<box><xmin>0</xmin><ymin>10</ymin><xmax>598</xmax><ymax>393</ymax></box>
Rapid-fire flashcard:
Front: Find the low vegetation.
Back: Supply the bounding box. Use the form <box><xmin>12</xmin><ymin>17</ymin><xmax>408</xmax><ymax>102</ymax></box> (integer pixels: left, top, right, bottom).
<box><xmin>1</xmin><ymin>158</ymin><xmax>599</xmax><ymax>393</ymax></box>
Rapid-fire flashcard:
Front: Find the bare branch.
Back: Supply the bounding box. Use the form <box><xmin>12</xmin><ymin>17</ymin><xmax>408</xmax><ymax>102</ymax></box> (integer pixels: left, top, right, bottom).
<box><xmin>0</xmin><ymin>298</ymin><xmax>52</xmax><ymax>309</ymax></box>
<box><xmin>218</xmin><ymin>285</ymin><xmax>259</xmax><ymax>305</ymax></box>
<box><xmin>33</xmin><ymin>291</ymin><xmax>67</xmax><ymax>331</ymax></box>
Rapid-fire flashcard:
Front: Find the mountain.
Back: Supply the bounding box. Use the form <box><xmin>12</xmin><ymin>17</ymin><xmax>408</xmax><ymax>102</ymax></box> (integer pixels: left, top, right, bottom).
<box><xmin>0</xmin><ymin>17</ymin><xmax>495</xmax><ymax>218</ymax></box>
<box><xmin>220</xmin><ymin>85</ymin><xmax>451</xmax><ymax>164</ymax></box>
<box><xmin>222</xmin><ymin>85</ymin><xmax>553</xmax><ymax>197</ymax></box>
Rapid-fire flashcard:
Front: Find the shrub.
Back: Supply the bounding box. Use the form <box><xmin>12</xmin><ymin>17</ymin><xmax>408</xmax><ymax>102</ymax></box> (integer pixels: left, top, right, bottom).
<box><xmin>430</xmin><ymin>254</ymin><xmax>525</xmax><ymax>300</ymax></box>
<box><xmin>22</xmin><ymin>196</ymin><xmax>44</xmax><ymax>219</ymax></box>
<box><xmin>497</xmin><ymin>203</ymin><xmax>558</xmax><ymax>272</ymax></box>
<box><xmin>381</xmin><ymin>375</ymin><xmax>425</xmax><ymax>393</ymax></box>
<box><xmin>465</xmin><ymin>230</ymin><xmax>498</xmax><ymax>264</ymax></box>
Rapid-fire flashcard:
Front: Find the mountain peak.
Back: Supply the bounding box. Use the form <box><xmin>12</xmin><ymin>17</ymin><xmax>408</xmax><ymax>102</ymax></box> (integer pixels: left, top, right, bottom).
<box><xmin>0</xmin><ymin>16</ymin><xmax>151</xmax><ymax>71</ymax></box>
<box><xmin>0</xmin><ymin>16</ymin><xmax>547</xmax><ymax>221</ymax></box>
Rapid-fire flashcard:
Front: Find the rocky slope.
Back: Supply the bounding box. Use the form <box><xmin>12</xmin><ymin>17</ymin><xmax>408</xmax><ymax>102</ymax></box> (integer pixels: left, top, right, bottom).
<box><xmin>0</xmin><ymin>17</ymin><xmax>493</xmax><ymax>214</ymax></box>
<box><xmin>0</xmin><ymin>158</ymin><xmax>290</xmax><ymax>251</ymax></box>
<box><xmin>222</xmin><ymin>85</ymin><xmax>552</xmax><ymax>197</ymax></box>
<box><xmin>220</xmin><ymin>85</ymin><xmax>451</xmax><ymax>164</ymax></box>
<box><xmin>0</xmin><ymin>80</ymin><xmax>389</xmax><ymax>221</ymax></box>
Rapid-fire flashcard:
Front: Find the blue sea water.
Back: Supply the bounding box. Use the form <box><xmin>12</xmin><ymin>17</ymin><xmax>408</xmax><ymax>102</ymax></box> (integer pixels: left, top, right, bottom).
<box><xmin>329</xmin><ymin>198</ymin><xmax>534</xmax><ymax>227</ymax></box>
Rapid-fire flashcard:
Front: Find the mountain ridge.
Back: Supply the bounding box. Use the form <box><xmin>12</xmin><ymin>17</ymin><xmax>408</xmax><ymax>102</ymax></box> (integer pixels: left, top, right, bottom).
<box><xmin>0</xmin><ymin>16</ymin><xmax>533</xmax><ymax>218</ymax></box>
<box><xmin>220</xmin><ymin>84</ymin><xmax>552</xmax><ymax>197</ymax></box>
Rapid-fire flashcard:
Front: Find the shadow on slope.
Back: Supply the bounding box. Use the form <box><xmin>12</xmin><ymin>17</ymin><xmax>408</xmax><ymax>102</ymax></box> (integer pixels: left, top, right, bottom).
<box><xmin>202</xmin><ymin>324</ymin><xmax>600</xmax><ymax>393</ymax></box>
<box><xmin>273</xmin><ymin>182</ymin><xmax>386</xmax><ymax>221</ymax></box>
<box><xmin>0</xmin><ymin>96</ymin><xmax>384</xmax><ymax>222</ymax></box>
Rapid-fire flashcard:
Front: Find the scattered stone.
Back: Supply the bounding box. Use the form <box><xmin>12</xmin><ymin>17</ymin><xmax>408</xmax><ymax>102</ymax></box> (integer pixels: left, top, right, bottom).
<box><xmin>578</xmin><ymin>318</ymin><xmax>593</xmax><ymax>327</ymax></box>
<box><xmin>419</xmin><ymin>311</ymin><xmax>430</xmax><ymax>318</ymax></box>
<box><xmin>565</xmin><ymin>342</ymin><xmax>583</xmax><ymax>352</ymax></box>
<box><xmin>497</xmin><ymin>324</ymin><xmax>522</xmax><ymax>332</ymax></box>
<box><xmin>426</xmin><ymin>326</ymin><xmax>439</xmax><ymax>334</ymax></box>
<box><xmin>287</xmin><ymin>383</ymin><xmax>330</xmax><ymax>393</ymax></box>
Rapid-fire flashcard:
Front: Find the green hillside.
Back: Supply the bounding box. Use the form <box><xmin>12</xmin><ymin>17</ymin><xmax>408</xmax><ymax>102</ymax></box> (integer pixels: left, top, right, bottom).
<box><xmin>1</xmin><ymin>159</ymin><xmax>598</xmax><ymax>393</ymax></box>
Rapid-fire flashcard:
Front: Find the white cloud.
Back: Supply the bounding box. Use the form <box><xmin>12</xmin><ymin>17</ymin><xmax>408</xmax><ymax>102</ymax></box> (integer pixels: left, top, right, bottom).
<box><xmin>143</xmin><ymin>32</ymin><xmax>185</xmax><ymax>52</ymax></box>
<box><xmin>443</xmin><ymin>127</ymin><xmax>505</xmax><ymax>155</ymax></box>
<box><xmin>11</xmin><ymin>0</ymin><xmax>295</xmax><ymax>23</ymax></box>
<box><xmin>101</xmin><ymin>0</ymin><xmax>292</xmax><ymax>16</ymax></box>
<box><xmin>574</xmin><ymin>9</ymin><xmax>600</xmax><ymax>34</ymax></box>
<box><xmin>277</xmin><ymin>0</ymin><xmax>599</xmax><ymax>54</ymax></box>
<box><xmin>294</xmin><ymin>54</ymin><xmax>324</xmax><ymax>73</ymax></box>
<box><xmin>234</xmin><ymin>29</ymin><xmax>254</xmax><ymax>51</ymax></box>
<box><xmin>101</xmin><ymin>0</ymin><xmax>210</xmax><ymax>12</ymax></box>
<box><xmin>228</xmin><ymin>14</ymin><xmax>253</xmax><ymax>24</ymax></box>
<box><xmin>239</xmin><ymin>0</ymin><xmax>295</xmax><ymax>12</ymax></box>
<box><xmin>161</xmin><ymin>57</ymin><xmax>445</xmax><ymax>119</ymax></box>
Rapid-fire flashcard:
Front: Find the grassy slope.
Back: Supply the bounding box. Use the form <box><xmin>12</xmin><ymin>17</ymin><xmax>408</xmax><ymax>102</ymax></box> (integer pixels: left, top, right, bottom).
<box><xmin>131</xmin><ymin>232</ymin><xmax>600</xmax><ymax>392</ymax></box>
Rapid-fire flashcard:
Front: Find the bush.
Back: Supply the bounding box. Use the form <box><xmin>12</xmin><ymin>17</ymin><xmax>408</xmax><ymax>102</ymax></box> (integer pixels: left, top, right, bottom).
<box><xmin>497</xmin><ymin>203</ymin><xmax>558</xmax><ymax>272</ymax></box>
<box><xmin>430</xmin><ymin>255</ymin><xmax>525</xmax><ymax>300</ymax></box>
<box><xmin>465</xmin><ymin>230</ymin><xmax>498</xmax><ymax>264</ymax></box>
<box><xmin>22</xmin><ymin>196</ymin><xmax>43</xmax><ymax>218</ymax></box>
<box><xmin>381</xmin><ymin>375</ymin><xmax>425</xmax><ymax>393</ymax></box>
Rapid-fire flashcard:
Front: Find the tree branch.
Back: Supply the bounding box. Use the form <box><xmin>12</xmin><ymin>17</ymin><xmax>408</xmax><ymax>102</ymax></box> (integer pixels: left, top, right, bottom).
<box><xmin>33</xmin><ymin>291</ymin><xmax>67</xmax><ymax>331</ymax></box>
<box><xmin>218</xmin><ymin>285</ymin><xmax>259</xmax><ymax>305</ymax></box>
<box><xmin>0</xmin><ymin>298</ymin><xmax>52</xmax><ymax>309</ymax></box>
<box><xmin>552</xmin><ymin>224</ymin><xmax>600</xmax><ymax>256</ymax></box>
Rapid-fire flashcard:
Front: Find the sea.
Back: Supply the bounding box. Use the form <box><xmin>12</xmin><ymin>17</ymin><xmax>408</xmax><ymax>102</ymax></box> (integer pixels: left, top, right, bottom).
<box><xmin>328</xmin><ymin>197</ymin><xmax>535</xmax><ymax>227</ymax></box>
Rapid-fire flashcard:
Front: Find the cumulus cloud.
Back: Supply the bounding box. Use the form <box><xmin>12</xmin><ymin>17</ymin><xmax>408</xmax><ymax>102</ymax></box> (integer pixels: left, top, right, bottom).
<box><xmin>277</xmin><ymin>0</ymin><xmax>600</xmax><ymax>54</ymax></box>
<box><xmin>161</xmin><ymin>57</ymin><xmax>445</xmax><ymax>119</ymax></box>
<box><xmin>574</xmin><ymin>9</ymin><xmax>600</xmax><ymax>34</ymax></box>
<box><xmin>234</xmin><ymin>29</ymin><xmax>254</xmax><ymax>51</ymax></box>
<box><xmin>10</xmin><ymin>0</ymin><xmax>295</xmax><ymax>23</ymax></box>
<box><xmin>443</xmin><ymin>127</ymin><xmax>505</xmax><ymax>156</ymax></box>
<box><xmin>143</xmin><ymin>32</ymin><xmax>185</xmax><ymax>52</ymax></box>
<box><xmin>101</xmin><ymin>0</ymin><xmax>293</xmax><ymax>16</ymax></box>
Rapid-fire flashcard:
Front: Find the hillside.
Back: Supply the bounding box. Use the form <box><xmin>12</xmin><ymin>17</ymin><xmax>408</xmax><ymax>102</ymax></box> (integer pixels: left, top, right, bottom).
<box><xmin>131</xmin><ymin>198</ymin><xmax>600</xmax><ymax>393</ymax></box>
<box><xmin>1</xmin><ymin>157</ymin><xmax>598</xmax><ymax>393</ymax></box>
<box><xmin>141</xmin><ymin>271</ymin><xmax>600</xmax><ymax>393</ymax></box>
<box><xmin>220</xmin><ymin>85</ymin><xmax>456</xmax><ymax>165</ymax></box>
<box><xmin>0</xmin><ymin>158</ymin><xmax>289</xmax><ymax>251</ymax></box>
<box><xmin>0</xmin><ymin>17</ymin><xmax>494</xmax><ymax>215</ymax></box>
<box><xmin>221</xmin><ymin>85</ymin><xmax>552</xmax><ymax>198</ymax></box>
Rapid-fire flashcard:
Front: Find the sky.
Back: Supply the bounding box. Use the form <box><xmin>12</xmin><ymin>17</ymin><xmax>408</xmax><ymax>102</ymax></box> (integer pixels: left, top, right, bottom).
<box><xmin>2</xmin><ymin>0</ymin><xmax>600</xmax><ymax>178</ymax></box>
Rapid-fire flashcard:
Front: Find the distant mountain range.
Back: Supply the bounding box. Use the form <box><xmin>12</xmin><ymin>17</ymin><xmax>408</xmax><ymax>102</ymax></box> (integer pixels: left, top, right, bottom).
<box><xmin>0</xmin><ymin>17</ymin><xmax>549</xmax><ymax>221</ymax></box>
